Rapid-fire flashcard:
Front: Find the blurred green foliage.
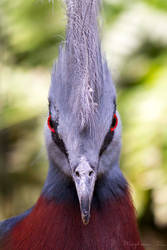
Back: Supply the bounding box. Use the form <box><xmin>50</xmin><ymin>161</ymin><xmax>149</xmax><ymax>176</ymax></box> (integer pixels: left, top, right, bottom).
<box><xmin>0</xmin><ymin>0</ymin><xmax>167</xmax><ymax>248</ymax></box>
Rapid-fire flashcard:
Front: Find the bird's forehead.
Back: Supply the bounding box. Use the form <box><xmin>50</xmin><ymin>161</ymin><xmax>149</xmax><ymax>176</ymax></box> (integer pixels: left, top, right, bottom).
<box><xmin>57</xmin><ymin>102</ymin><xmax>115</xmax><ymax>159</ymax></box>
<box><xmin>51</xmin><ymin>95</ymin><xmax>114</xmax><ymax>136</ymax></box>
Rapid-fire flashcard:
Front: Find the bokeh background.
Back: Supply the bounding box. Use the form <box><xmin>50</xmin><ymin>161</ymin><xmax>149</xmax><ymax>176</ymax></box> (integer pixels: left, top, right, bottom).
<box><xmin>0</xmin><ymin>0</ymin><xmax>167</xmax><ymax>249</ymax></box>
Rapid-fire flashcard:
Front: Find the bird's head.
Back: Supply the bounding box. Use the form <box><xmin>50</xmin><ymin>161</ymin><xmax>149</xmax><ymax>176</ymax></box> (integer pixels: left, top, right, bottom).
<box><xmin>45</xmin><ymin>60</ymin><xmax>121</xmax><ymax>224</ymax></box>
<box><xmin>45</xmin><ymin>0</ymin><xmax>121</xmax><ymax>225</ymax></box>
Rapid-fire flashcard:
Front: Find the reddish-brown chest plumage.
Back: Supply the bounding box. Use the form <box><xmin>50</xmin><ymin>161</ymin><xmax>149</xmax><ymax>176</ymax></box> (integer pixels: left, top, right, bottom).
<box><xmin>1</xmin><ymin>190</ymin><xmax>144</xmax><ymax>250</ymax></box>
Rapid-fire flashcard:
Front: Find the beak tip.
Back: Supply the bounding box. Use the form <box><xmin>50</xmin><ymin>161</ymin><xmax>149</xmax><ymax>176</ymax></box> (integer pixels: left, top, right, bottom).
<box><xmin>81</xmin><ymin>213</ymin><xmax>90</xmax><ymax>225</ymax></box>
<box><xmin>83</xmin><ymin>221</ymin><xmax>89</xmax><ymax>226</ymax></box>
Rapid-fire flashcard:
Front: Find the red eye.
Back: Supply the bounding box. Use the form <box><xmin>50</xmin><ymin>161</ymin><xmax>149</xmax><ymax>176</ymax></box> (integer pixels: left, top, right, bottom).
<box><xmin>48</xmin><ymin>115</ymin><xmax>56</xmax><ymax>133</ymax></box>
<box><xmin>110</xmin><ymin>114</ymin><xmax>118</xmax><ymax>132</ymax></box>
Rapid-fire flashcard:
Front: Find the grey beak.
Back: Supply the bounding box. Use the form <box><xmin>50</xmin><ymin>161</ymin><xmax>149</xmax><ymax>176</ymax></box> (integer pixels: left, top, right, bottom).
<box><xmin>72</xmin><ymin>159</ymin><xmax>96</xmax><ymax>225</ymax></box>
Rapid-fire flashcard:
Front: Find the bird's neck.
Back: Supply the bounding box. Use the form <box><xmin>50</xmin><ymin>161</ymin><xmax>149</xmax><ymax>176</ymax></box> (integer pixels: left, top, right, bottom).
<box><xmin>2</xmin><ymin>166</ymin><xmax>144</xmax><ymax>250</ymax></box>
<box><xmin>3</xmin><ymin>189</ymin><xmax>144</xmax><ymax>250</ymax></box>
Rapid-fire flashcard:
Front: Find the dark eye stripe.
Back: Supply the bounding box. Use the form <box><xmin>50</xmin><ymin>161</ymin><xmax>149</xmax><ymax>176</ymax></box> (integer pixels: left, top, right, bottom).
<box><xmin>99</xmin><ymin>102</ymin><xmax>117</xmax><ymax>156</ymax></box>
<box><xmin>48</xmin><ymin>102</ymin><xmax>68</xmax><ymax>156</ymax></box>
<box><xmin>49</xmin><ymin>116</ymin><xmax>68</xmax><ymax>157</ymax></box>
<box><xmin>52</xmin><ymin>132</ymin><xmax>68</xmax><ymax>157</ymax></box>
<box><xmin>99</xmin><ymin>130</ymin><xmax>114</xmax><ymax>156</ymax></box>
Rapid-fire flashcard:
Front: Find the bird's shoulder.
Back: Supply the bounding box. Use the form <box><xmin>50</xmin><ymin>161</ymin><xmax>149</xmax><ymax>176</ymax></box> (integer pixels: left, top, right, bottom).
<box><xmin>0</xmin><ymin>207</ymin><xmax>32</xmax><ymax>240</ymax></box>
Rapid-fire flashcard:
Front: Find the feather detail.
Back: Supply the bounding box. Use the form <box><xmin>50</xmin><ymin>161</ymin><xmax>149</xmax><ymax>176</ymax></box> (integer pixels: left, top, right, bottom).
<box><xmin>52</xmin><ymin>0</ymin><xmax>103</xmax><ymax>128</ymax></box>
<box><xmin>1</xmin><ymin>189</ymin><xmax>144</xmax><ymax>250</ymax></box>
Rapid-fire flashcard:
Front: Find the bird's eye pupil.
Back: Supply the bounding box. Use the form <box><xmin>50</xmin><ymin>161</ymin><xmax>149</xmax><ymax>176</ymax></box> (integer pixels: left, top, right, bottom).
<box><xmin>48</xmin><ymin>115</ymin><xmax>56</xmax><ymax>133</ymax></box>
<box><xmin>112</xmin><ymin>117</ymin><xmax>116</xmax><ymax>127</ymax></box>
<box><xmin>111</xmin><ymin>114</ymin><xmax>118</xmax><ymax>132</ymax></box>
